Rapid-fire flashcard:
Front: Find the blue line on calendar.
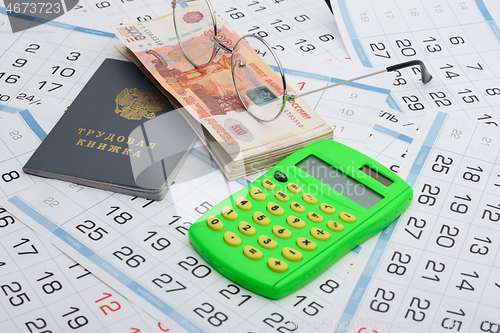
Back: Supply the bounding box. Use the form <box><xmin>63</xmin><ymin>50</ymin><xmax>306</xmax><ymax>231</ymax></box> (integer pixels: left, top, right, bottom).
<box><xmin>7</xmin><ymin>195</ymin><xmax>204</xmax><ymax>333</ymax></box>
<box><xmin>19</xmin><ymin>109</ymin><xmax>47</xmax><ymax>142</ymax></box>
<box><xmin>334</xmin><ymin>111</ymin><xmax>448</xmax><ymax>332</ymax></box>
<box><xmin>386</xmin><ymin>95</ymin><xmax>402</xmax><ymax>112</ymax></box>
<box><xmin>336</xmin><ymin>0</ymin><xmax>372</xmax><ymax>68</ymax></box>
<box><xmin>0</xmin><ymin>106</ymin><xmax>47</xmax><ymax>141</ymax></box>
<box><xmin>476</xmin><ymin>0</ymin><xmax>500</xmax><ymax>41</ymax></box>
<box><xmin>270</xmin><ymin>66</ymin><xmax>391</xmax><ymax>95</ymax></box>
<box><xmin>0</xmin><ymin>104</ymin><xmax>22</xmax><ymax>114</ymax></box>
<box><xmin>373</xmin><ymin>124</ymin><xmax>413</xmax><ymax>144</ymax></box>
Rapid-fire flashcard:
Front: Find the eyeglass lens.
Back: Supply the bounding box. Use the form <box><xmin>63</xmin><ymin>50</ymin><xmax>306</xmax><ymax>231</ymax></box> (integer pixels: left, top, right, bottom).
<box><xmin>172</xmin><ymin>0</ymin><xmax>217</xmax><ymax>68</ymax></box>
<box><xmin>231</xmin><ymin>36</ymin><xmax>287</xmax><ymax>122</ymax></box>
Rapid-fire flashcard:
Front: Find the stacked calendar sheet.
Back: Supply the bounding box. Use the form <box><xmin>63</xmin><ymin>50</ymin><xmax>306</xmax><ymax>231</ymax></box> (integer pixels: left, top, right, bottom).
<box><xmin>1</xmin><ymin>0</ymin><xmax>500</xmax><ymax>332</ymax></box>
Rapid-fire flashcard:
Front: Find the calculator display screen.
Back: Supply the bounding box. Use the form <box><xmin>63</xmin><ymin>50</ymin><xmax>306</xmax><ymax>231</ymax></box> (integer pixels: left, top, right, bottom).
<box><xmin>296</xmin><ymin>156</ymin><xmax>383</xmax><ymax>209</ymax></box>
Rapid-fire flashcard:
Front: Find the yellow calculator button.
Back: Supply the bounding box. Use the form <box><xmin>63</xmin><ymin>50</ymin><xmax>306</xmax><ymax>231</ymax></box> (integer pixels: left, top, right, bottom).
<box><xmin>258</xmin><ymin>235</ymin><xmax>278</xmax><ymax>249</ymax></box>
<box><xmin>282</xmin><ymin>247</ymin><xmax>303</xmax><ymax>262</ymax></box>
<box><xmin>244</xmin><ymin>246</ymin><xmax>263</xmax><ymax>260</ymax></box>
<box><xmin>303</xmin><ymin>193</ymin><xmax>318</xmax><ymax>204</ymax></box>
<box><xmin>207</xmin><ymin>216</ymin><xmax>223</xmax><ymax>231</ymax></box>
<box><xmin>268</xmin><ymin>258</ymin><xmax>288</xmax><ymax>273</ymax></box>
<box><xmin>272</xmin><ymin>225</ymin><xmax>292</xmax><ymax>239</ymax></box>
<box><xmin>286</xmin><ymin>215</ymin><xmax>306</xmax><ymax>229</ymax></box>
<box><xmin>221</xmin><ymin>206</ymin><xmax>238</xmax><ymax>221</ymax></box>
<box><xmin>327</xmin><ymin>220</ymin><xmax>344</xmax><ymax>232</ymax></box>
<box><xmin>310</xmin><ymin>227</ymin><xmax>331</xmax><ymax>241</ymax></box>
<box><xmin>239</xmin><ymin>221</ymin><xmax>256</xmax><ymax>236</ymax></box>
<box><xmin>320</xmin><ymin>203</ymin><xmax>336</xmax><ymax>214</ymax></box>
<box><xmin>267</xmin><ymin>202</ymin><xmax>285</xmax><ymax>216</ymax></box>
<box><xmin>296</xmin><ymin>237</ymin><xmax>317</xmax><ymax>251</ymax></box>
<box><xmin>307</xmin><ymin>212</ymin><xmax>324</xmax><ymax>223</ymax></box>
<box><xmin>224</xmin><ymin>231</ymin><xmax>241</xmax><ymax>247</ymax></box>
<box><xmin>275</xmin><ymin>191</ymin><xmax>290</xmax><ymax>202</ymax></box>
<box><xmin>339</xmin><ymin>212</ymin><xmax>356</xmax><ymax>223</ymax></box>
<box><xmin>250</xmin><ymin>187</ymin><xmax>266</xmax><ymax>201</ymax></box>
<box><xmin>290</xmin><ymin>201</ymin><xmax>306</xmax><ymax>213</ymax></box>
<box><xmin>262</xmin><ymin>178</ymin><xmax>276</xmax><ymax>190</ymax></box>
<box><xmin>253</xmin><ymin>212</ymin><xmax>271</xmax><ymax>226</ymax></box>
<box><xmin>287</xmin><ymin>182</ymin><xmax>302</xmax><ymax>194</ymax></box>
<box><xmin>236</xmin><ymin>196</ymin><xmax>252</xmax><ymax>211</ymax></box>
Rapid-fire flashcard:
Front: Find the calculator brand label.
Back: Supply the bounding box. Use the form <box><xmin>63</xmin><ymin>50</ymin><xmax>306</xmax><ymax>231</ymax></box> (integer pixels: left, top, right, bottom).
<box><xmin>5</xmin><ymin>0</ymin><xmax>79</xmax><ymax>33</ymax></box>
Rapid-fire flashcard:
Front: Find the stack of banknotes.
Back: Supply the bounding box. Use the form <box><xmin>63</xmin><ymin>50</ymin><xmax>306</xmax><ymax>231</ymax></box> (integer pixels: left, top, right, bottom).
<box><xmin>111</xmin><ymin>6</ymin><xmax>333</xmax><ymax>180</ymax></box>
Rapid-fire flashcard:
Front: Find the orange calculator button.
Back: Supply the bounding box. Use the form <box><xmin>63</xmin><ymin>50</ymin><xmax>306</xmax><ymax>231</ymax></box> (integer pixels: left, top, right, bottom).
<box><xmin>286</xmin><ymin>215</ymin><xmax>306</xmax><ymax>229</ymax></box>
<box><xmin>207</xmin><ymin>216</ymin><xmax>223</xmax><ymax>231</ymax></box>
<box><xmin>290</xmin><ymin>201</ymin><xmax>306</xmax><ymax>213</ymax></box>
<box><xmin>253</xmin><ymin>212</ymin><xmax>271</xmax><ymax>226</ymax></box>
<box><xmin>238</xmin><ymin>221</ymin><xmax>256</xmax><ymax>236</ymax></box>
<box><xmin>272</xmin><ymin>225</ymin><xmax>292</xmax><ymax>239</ymax></box>
<box><xmin>224</xmin><ymin>231</ymin><xmax>241</xmax><ymax>247</ymax></box>
<box><xmin>303</xmin><ymin>193</ymin><xmax>318</xmax><ymax>204</ymax></box>
<box><xmin>310</xmin><ymin>227</ymin><xmax>331</xmax><ymax>241</ymax></box>
<box><xmin>307</xmin><ymin>212</ymin><xmax>324</xmax><ymax>223</ymax></box>
<box><xmin>244</xmin><ymin>246</ymin><xmax>263</xmax><ymax>260</ymax></box>
<box><xmin>320</xmin><ymin>203</ymin><xmax>336</xmax><ymax>214</ymax></box>
<box><xmin>258</xmin><ymin>235</ymin><xmax>278</xmax><ymax>249</ymax></box>
<box><xmin>275</xmin><ymin>191</ymin><xmax>290</xmax><ymax>202</ymax></box>
<box><xmin>287</xmin><ymin>182</ymin><xmax>302</xmax><ymax>194</ymax></box>
<box><xmin>236</xmin><ymin>196</ymin><xmax>253</xmax><ymax>211</ymax></box>
<box><xmin>250</xmin><ymin>187</ymin><xmax>266</xmax><ymax>201</ymax></box>
<box><xmin>339</xmin><ymin>212</ymin><xmax>356</xmax><ymax>223</ymax></box>
<box><xmin>267</xmin><ymin>202</ymin><xmax>285</xmax><ymax>216</ymax></box>
<box><xmin>221</xmin><ymin>206</ymin><xmax>238</xmax><ymax>221</ymax></box>
<box><xmin>262</xmin><ymin>178</ymin><xmax>276</xmax><ymax>190</ymax></box>
<box><xmin>296</xmin><ymin>237</ymin><xmax>317</xmax><ymax>251</ymax></box>
<box><xmin>268</xmin><ymin>258</ymin><xmax>288</xmax><ymax>273</ymax></box>
<box><xmin>327</xmin><ymin>220</ymin><xmax>344</xmax><ymax>232</ymax></box>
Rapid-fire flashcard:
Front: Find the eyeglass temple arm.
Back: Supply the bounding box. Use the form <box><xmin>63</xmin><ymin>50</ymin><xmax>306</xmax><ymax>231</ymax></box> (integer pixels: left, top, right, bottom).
<box><xmin>286</xmin><ymin>60</ymin><xmax>432</xmax><ymax>101</ymax></box>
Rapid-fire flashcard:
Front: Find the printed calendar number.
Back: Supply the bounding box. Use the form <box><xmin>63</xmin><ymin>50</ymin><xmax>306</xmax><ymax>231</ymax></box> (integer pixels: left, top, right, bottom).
<box><xmin>95</xmin><ymin>292</ymin><xmax>122</xmax><ymax>315</ymax></box>
<box><xmin>193</xmin><ymin>302</ymin><xmax>229</xmax><ymax>327</ymax></box>
<box><xmin>369</xmin><ymin>287</ymin><xmax>395</xmax><ymax>313</ymax></box>
<box><xmin>76</xmin><ymin>220</ymin><xmax>109</xmax><ymax>241</ymax></box>
<box><xmin>24</xmin><ymin>318</ymin><xmax>51</xmax><ymax>332</ymax></box>
<box><xmin>386</xmin><ymin>251</ymin><xmax>411</xmax><ymax>276</ymax></box>
<box><xmin>178</xmin><ymin>256</ymin><xmax>211</xmax><ymax>278</ymax></box>
<box><xmin>112</xmin><ymin>246</ymin><xmax>146</xmax><ymax>268</ymax></box>
<box><xmin>404</xmin><ymin>297</ymin><xmax>430</xmax><ymax>322</ymax></box>
<box><xmin>421</xmin><ymin>260</ymin><xmax>446</xmax><ymax>282</ymax></box>
<box><xmin>62</xmin><ymin>307</ymin><xmax>89</xmax><ymax>329</ymax></box>
<box><xmin>36</xmin><ymin>271</ymin><xmax>63</xmax><ymax>295</ymax></box>
<box><xmin>293</xmin><ymin>295</ymin><xmax>324</xmax><ymax>316</ymax></box>
<box><xmin>263</xmin><ymin>312</ymin><xmax>298</xmax><ymax>332</ymax></box>
<box><xmin>152</xmin><ymin>273</ymin><xmax>187</xmax><ymax>293</ymax></box>
<box><xmin>0</xmin><ymin>212</ymin><xmax>10</xmax><ymax>229</ymax></box>
<box><xmin>1</xmin><ymin>170</ymin><xmax>20</xmax><ymax>183</ymax></box>
<box><xmin>219</xmin><ymin>284</ymin><xmax>251</xmax><ymax>306</ymax></box>
<box><xmin>1</xmin><ymin>282</ymin><xmax>31</xmax><ymax>306</ymax></box>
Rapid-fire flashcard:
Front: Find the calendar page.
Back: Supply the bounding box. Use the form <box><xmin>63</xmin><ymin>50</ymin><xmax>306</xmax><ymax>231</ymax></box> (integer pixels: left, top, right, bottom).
<box><xmin>332</xmin><ymin>0</ymin><xmax>500</xmax><ymax>126</ymax></box>
<box><xmin>328</xmin><ymin>110</ymin><xmax>500</xmax><ymax>332</ymax></box>
<box><xmin>0</xmin><ymin>2</ymin><xmax>398</xmax><ymax>331</ymax></box>
<box><xmin>364</xmin><ymin>109</ymin><xmax>417</xmax><ymax>175</ymax></box>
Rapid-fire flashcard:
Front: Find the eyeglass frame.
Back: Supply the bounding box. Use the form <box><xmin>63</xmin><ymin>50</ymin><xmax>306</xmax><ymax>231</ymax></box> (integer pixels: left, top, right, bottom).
<box><xmin>171</xmin><ymin>0</ymin><xmax>433</xmax><ymax>122</ymax></box>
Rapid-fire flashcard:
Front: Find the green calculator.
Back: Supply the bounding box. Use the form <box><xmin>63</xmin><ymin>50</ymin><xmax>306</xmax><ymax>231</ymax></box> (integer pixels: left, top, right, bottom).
<box><xmin>189</xmin><ymin>140</ymin><xmax>412</xmax><ymax>299</ymax></box>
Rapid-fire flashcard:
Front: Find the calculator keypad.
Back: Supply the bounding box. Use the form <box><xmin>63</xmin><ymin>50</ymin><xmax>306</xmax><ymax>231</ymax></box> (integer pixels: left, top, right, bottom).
<box><xmin>209</xmin><ymin>178</ymin><xmax>359</xmax><ymax>275</ymax></box>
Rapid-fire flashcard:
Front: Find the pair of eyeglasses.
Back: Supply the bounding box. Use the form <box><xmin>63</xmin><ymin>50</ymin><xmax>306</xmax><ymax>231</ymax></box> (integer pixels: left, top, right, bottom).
<box><xmin>172</xmin><ymin>0</ymin><xmax>433</xmax><ymax>122</ymax></box>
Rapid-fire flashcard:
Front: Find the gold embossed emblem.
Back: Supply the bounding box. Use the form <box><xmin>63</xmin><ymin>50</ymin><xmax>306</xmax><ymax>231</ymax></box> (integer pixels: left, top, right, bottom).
<box><xmin>115</xmin><ymin>88</ymin><xmax>168</xmax><ymax>120</ymax></box>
